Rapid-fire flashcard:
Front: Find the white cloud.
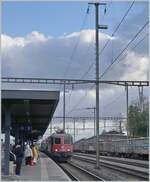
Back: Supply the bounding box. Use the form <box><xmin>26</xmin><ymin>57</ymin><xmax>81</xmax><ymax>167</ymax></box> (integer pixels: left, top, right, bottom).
<box><xmin>1</xmin><ymin>29</ymin><xmax>114</xmax><ymax>79</ymax></box>
<box><xmin>2</xmin><ymin>34</ymin><xmax>21</xmax><ymax>48</ymax></box>
<box><xmin>25</xmin><ymin>31</ymin><xmax>49</xmax><ymax>42</ymax></box>
<box><xmin>2</xmin><ymin>31</ymin><xmax>49</xmax><ymax>50</ymax></box>
<box><xmin>2</xmin><ymin>30</ymin><xmax>148</xmax><ymax>81</ymax></box>
<box><xmin>2</xmin><ymin>30</ymin><xmax>148</xmax><ymax>140</ymax></box>
<box><xmin>121</xmin><ymin>52</ymin><xmax>149</xmax><ymax>81</ymax></box>
<box><xmin>102</xmin><ymin>51</ymin><xmax>149</xmax><ymax>81</ymax></box>
<box><xmin>64</xmin><ymin>29</ymin><xmax>113</xmax><ymax>43</ymax></box>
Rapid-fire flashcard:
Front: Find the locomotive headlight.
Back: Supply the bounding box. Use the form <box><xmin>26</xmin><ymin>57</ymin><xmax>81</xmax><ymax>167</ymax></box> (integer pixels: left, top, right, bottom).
<box><xmin>55</xmin><ymin>149</ymin><xmax>58</xmax><ymax>152</ymax></box>
<box><xmin>67</xmin><ymin>149</ymin><xmax>70</xmax><ymax>151</ymax></box>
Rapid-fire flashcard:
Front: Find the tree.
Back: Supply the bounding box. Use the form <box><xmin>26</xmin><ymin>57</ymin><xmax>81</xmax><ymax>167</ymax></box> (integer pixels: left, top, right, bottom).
<box><xmin>128</xmin><ymin>103</ymin><xmax>149</xmax><ymax>137</ymax></box>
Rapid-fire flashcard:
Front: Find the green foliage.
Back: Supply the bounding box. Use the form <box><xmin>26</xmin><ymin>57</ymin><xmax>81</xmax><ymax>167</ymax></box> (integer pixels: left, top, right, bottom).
<box><xmin>128</xmin><ymin>105</ymin><xmax>149</xmax><ymax>137</ymax></box>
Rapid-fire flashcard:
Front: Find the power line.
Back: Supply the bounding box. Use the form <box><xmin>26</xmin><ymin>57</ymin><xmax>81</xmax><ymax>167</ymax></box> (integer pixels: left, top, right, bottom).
<box><xmin>99</xmin><ymin>21</ymin><xmax>149</xmax><ymax>79</ymax></box>
<box><xmin>99</xmin><ymin>1</ymin><xmax>135</xmax><ymax>56</ymax></box>
<box><xmin>80</xmin><ymin>62</ymin><xmax>95</xmax><ymax>79</ymax></box>
<box><xmin>65</xmin><ymin>7</ymin><xmax>94</xmax><ymax>109</ymax></box>
<box><xmin>129</xmin><ymin>32</ymin><xmax>148</xmax><ymax>51</ymax></box>
<box><xmin>100</xmin><ymin>87</ymin><xmax>136</xmax><ymax>119</ymax></box>
<box><xmin>112</xmin><ymin>1</ymin><xmax>135</xmax><ymax>37</ymax></box>
<box><xmin>67</xmin><ymin>84</ymin><xmax>95</xmax><ymax>115</ymax></box>
<box><xmin>66</xmin><ymin>61</ymin><xmax>94</xmax><ymax>112</ymax></box>
<box><xmin>68</xmin><ymin>1</ymin><xmax>137</xmax><ymax>115</ymax></box>
<box><xmin>109</xmin><ymin>32</ymin><xmax>148</xmax><ymax>72</ymax></box>
<box><xmin>77</xmin><ymin>1</ymin><xmax>135</xmax><ymax>82</ymax></box>
<box><xmin>63</xmin><ymin>5</ymin><xmax>91</xmax><ymax>78</ymax></box>
<box><xmin>101</xmin><ymin>92</ymin><xmax>124</xmax><ymax>111</ymax></box>
<box><xmin>59</xmin><ymin>6</ymin><xmax>91</xmax><ymax>111</ymax></box>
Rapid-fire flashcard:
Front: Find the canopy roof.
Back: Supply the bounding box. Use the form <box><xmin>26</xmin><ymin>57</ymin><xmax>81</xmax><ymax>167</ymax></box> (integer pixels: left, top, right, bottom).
<box><xmin>2</xmin><ymin>90</ymin><xmax>60</xmax><ymax>140</ymax></box>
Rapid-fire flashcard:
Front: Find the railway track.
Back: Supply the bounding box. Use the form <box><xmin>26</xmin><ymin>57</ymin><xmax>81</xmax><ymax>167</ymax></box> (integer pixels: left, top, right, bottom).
<box><xmin>72</xmin><ymin>153</ymin><xmax>149</xmax><ymax>180</ymax></box>
<box><xmin>74</xmin><ymin>152</ymin><xmax>149</xmax><ymax>168</ymax></box>
<box><xmin>59</xmin><ymin>161</ymin><xmax>104</xmax><ymax>181</ymax></box>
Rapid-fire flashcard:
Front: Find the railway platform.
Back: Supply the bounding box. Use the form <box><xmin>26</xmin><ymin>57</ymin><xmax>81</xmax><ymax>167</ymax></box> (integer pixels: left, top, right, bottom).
<box><xmin>2</xmin><ymin>152</ymin><xmax>71</xmax><ymax>181</ymax></box>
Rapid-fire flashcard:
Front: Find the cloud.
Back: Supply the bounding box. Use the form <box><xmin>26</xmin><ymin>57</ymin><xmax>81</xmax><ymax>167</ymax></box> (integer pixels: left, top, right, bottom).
<box><xmin>2</xmin><ymin>29</ymin><xmax>148</xmax><ymax>107</ymax></box>
<box><xmin>117</xmin><ymin>4</ymin><xmax>148</xmax><ymax>41</ymax></box>
<box><xmin>2</xmin><ymin>29</ymin><xmax>148</xmax><ymax>81</ymax></box>
<box><xmin>102</xmin><ymin>51</ymin><xmax>149</xmax><ymax>81</ymax></box>
<box><xmin>2</xmin><ymin>29</ymin><xmax>148</xmax><ymax>140</ymax></box>
<box><xmin>2</xmin><ymin>31</ymin><xmax>49</xmax><ymax>49</ymax></box>
<box><xmin>1</xmin><ymin>30</ymin><xmax>114</xmax><ymax>78</ymax></box>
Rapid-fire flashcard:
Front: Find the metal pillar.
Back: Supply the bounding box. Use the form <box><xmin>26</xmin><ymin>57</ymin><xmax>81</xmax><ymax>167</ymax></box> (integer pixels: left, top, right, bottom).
<box><xmin>147</xmin><ymin>115</ymin><xmax>149</xmax><ymax>137</ymax></box>
<box><xmin>4</xmin><ymin>107</ymin><xmax>11</xmax><ymax>175</ymax></box>
<box><xmin>126</xmin><ymin>85</ymin><xmax>129</xmax><ymax>137</ymax></box>
<box><xmin>73</xmin><ymin>119</ymin><xmax>76</xmax><ymax>143</ymax></box>
<box><xmin>104</xmin><ymin>120</ymin><xmax>106</xmax><ymax>132</ymax></box>
<box><xmin>95</xmin><ymin>3</ymin><xmax>100</xmax><ymax>168</ymax></box>
<box><xmin>138</xmin><ymin>86</ymin><xmax>144</xmax><ymax>112</ymax></box>
<box><xmin>83</xmin><ymin>119</ymin><xmax>86</xmax><ymax>130</ymax></box>
<box><xmin>90</xmin><ymin>2</ymin><xmax>108</xmax><ymax>168</ymax></box>
<box><xmin>119</xmin><ymin>120</ymin><xmax>122</xmax><ymax>133</ymax></box>
<box><xmin>94</xmin><ymin>107</ymin><xmax>96</xmax><ymax>136</ymax></box>
<box><xmin>63</xmin><ymin>82</ymin><xmax>66</xmax><ymax>131</ymax></box>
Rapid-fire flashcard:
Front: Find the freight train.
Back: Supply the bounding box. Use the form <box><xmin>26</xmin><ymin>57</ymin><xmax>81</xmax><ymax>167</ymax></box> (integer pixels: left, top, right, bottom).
<box><xmin>74</xmin><ymin>134</ymin><xmax>149</xmax><ymax>160</ymax></box>
<box><xmin>40</xmin><ymin>130</ymin><xmax>73</xmax><ymax>162</ymax></box>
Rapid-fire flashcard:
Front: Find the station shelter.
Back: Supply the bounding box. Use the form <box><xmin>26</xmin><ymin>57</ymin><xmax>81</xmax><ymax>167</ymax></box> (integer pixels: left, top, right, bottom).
<box><xmin>2</xmin><ymin>90</ymin><xmax>60</xmax><ymax>175</ymax></box>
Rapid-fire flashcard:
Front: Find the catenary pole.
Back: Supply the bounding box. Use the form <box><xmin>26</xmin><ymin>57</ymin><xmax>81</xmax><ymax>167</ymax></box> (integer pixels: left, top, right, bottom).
<box><xmin>94</xmin><ymin>107</ymin><xmax>96</xmax><ymax>136</ymax></box>
<box><xmin>63</xmin><ymin>81</ymin><xmax>66</xmax><ymax>131</ymax></box>
<box><xmin>74</xmin><ymin>118</ymin><xmax>76</xmax><ymax>143</ymax></box>
<box><xmin>126</xmin><ymin>85</ymin><xmax>129</xmax><ymax>137</ymax></box>
<box><xmin>89</xmin><ymin>2</ymin><xmax>108</xmax><ymax>168</ymax></box>
<box><xmin>95</xmin><ymin>2</ymin><xmax>100</xmax><ymax>168</ymax></box>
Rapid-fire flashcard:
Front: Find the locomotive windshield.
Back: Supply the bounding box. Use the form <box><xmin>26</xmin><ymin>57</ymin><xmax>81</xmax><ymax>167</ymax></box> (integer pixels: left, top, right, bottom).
<box><xmin>54</xmin><ymin>138</ymin><xmax>61</xmax><ymax>144</ymax></box>
<box><xmin>64</xmin><ymin>135</ymin><xmax>73</xmax><ymax>144</ymax></box>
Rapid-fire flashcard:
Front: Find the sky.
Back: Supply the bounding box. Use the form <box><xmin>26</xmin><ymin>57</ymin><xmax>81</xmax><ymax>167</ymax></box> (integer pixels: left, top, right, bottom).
<box><xmin>2</xmin><ymin>2</ymin><xmax>148</xmax><ymax>37</ymax></box>
<box><xmin>2</xmin><ymin>1</ymin><xmax>149</xmax><ymax>141</ymax></box>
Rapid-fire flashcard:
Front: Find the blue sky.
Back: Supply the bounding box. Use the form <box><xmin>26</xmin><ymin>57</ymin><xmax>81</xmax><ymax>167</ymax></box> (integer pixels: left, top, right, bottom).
<box><xmin>2</xmin><ymin>1</ymin><xmax>148</xmax><ymax>37</ymax></box>
<box><xmin>2</xmin><ymin>2</ymin><xmax>92</xmax><ymax>37</ymax></box>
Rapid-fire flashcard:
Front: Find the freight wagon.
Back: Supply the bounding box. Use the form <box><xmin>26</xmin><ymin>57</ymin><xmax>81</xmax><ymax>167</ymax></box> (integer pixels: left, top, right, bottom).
<box><xmin>74</xmin><ymin>136</ymin><xmax>149</xmax><ymax>160</ymax></box>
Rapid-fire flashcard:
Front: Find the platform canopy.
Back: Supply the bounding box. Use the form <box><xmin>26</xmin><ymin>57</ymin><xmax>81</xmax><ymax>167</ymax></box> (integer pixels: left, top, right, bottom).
<box><xmin>2</xmin><ymin>90</ymin><xmax>60</xmax><ymax>140</ymax></box>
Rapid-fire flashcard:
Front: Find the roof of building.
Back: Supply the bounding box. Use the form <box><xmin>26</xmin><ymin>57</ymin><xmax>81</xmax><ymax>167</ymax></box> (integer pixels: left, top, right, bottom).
<box><xmin>2</xmin><ymin>90</ymin><xmax>60</xmax><ymax>140</ymax></box>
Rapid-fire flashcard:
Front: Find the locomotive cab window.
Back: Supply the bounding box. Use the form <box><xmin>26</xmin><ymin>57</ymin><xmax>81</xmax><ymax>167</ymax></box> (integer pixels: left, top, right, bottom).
<box><xmin>64</xmin><ymin>136</ymin><xmax>73</xmax><ymax>144</ymax></box>
<box><xmin>51</xmin><ymin>137</ymin><xmax>54</xmax><ymax>145</ymax></box>
<box><xmin>54</xmin><ymin>138</ymin><xmax>61</xmax><ymax>144</ymax></box>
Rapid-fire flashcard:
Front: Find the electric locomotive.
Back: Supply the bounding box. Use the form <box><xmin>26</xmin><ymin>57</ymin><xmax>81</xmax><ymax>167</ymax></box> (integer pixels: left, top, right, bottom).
<box><xmin>41</xmin><ymin>129</ymin><xmax>73</xmax><ymax>162</ymax></box>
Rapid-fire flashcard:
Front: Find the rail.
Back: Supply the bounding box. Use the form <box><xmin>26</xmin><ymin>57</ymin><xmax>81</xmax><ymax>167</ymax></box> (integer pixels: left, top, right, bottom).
<box><xmin>59</xmin><ymin>161</ymin><xmax>104</xmax><ymax>181</ymax></box>
<box><xmin>73</xmin><ymin>153</ymin><xmax>149</xmax><ymax>168</ymax></box>
<box><xmin>72</xmin><ymin>153</ymin><xmax>149</xmax><ymax>180</ymax></box>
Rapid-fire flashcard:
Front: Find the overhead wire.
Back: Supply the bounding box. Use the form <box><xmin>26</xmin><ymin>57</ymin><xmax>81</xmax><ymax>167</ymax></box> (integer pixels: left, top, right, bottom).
<box><xmin>99</xmin><ymin>21</ymin><xmax>149</xmax><ymax>79</ymax></box>
<box><xmin>112</xmin><ymin>32</ymin><xmax>148</xmax><ymax>66</ymax></box>
<box><xmin>58</xmin><ymin>5</ymin><xmax>91</xmax><ymax>114</ymax></box>
<box><xmin>67</xmin><ymin>83</ymin><xmax>95</xmax><ymax>115</ymax></box>
<box><xmin>105</xmin><ymin>32</ymin><xmax>148</xmax><ymax>80</ymax></box>
<box><xmin>65</xmin><ymin>5</ymin><xmax>94</xmax><ymax>110</ymax></box>
<box><xmin>99</xmin><ymin>1</ymin><xmax>135</xmax><ymax>56</ymax></box>
<box><xmin>129</xmin><ymin>32</ymin><xmax>148</xmax><ymax>52</ymax></box>
<box><xmin>59</xmin><ymin>2</ymin><xmax>148</xmax><ymax>122</ymax></box>
<box><xmin>77</xmin><ymin>1</ymin><xmax>135</xmax><ymax>81</ymax></box>
<box><xmin>62</xmin><ymin>5</ymin><xmax>91</xmax><ymax>78</ymax></box>
<box><xmin>65</xmin><ymin>1</ymin><xmax>137</xmax><ymax>117</ymax></box>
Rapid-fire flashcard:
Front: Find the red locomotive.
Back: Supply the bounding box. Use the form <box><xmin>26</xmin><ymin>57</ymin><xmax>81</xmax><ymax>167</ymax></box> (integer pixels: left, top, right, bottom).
<box><xmin>40</xmin><ymin>130</ymin><xmax>73</xmax><ymax>162</ymax></box>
